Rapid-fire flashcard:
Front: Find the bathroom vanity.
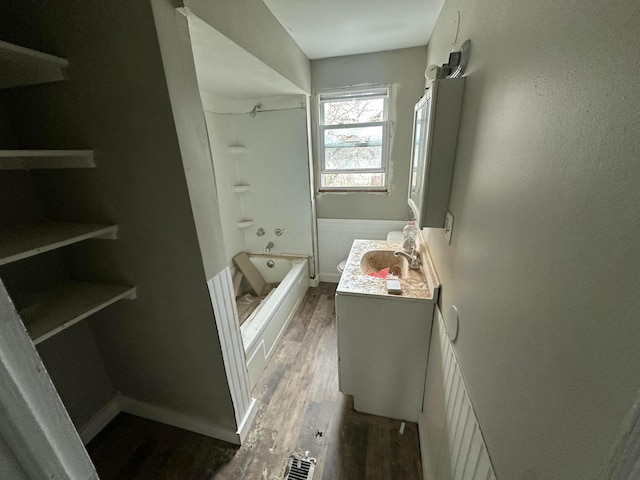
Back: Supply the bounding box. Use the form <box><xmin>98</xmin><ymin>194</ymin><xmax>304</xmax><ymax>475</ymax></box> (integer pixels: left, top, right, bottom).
<box><xmin>335</xmin><ymin>239</ymin><xmax>440</xmax><ymax>422</ymax></box>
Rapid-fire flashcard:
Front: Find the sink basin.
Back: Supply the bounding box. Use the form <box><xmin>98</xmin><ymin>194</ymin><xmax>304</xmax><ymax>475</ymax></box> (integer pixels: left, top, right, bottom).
<box><xmin>360</xmin><ymin>250</ymin><xmax>414</xmax><ymax>278</ymax></box>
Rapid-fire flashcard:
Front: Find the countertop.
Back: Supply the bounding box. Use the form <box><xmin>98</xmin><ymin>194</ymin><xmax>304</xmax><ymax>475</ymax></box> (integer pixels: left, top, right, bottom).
<box><xmin>336</xmin><ymin>239</ymin><xmax>441</xmax><ymax>301</ymax></box>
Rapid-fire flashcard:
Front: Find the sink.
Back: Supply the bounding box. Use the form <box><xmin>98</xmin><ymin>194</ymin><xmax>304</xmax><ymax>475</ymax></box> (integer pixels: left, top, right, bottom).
<box><xmin>360</xmin><ymin>250</ymin><xmax>413</xmax><ymax>278</ymax></box>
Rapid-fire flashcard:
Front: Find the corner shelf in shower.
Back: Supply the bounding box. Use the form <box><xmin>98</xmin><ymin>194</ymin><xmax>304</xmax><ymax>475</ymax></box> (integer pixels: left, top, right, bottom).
<box><xmin>227</xmin><ymin>146</ymin><xmax>247</xmax><ymax>154</ymax></box>
<box><xmin>0</xmin><ymin>40</ymin><xmax>69</xmax><ymax>89</ymax></box>
<box><xmin>0</xmin><ymin>150</ymin><xmax>95</xmax><ymax>170</ymax></box>
<box><xmin>232</xmin><ymin>184</ymin><xmax>250</xmax><ymax>193</ymax></box>
<box><xmin>236</xmin><ymin>220</ymin><xmax>254</xmax><ymax>229</ymax></box>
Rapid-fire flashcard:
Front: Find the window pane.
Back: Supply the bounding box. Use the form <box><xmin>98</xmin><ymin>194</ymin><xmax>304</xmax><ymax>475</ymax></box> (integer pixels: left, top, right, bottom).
<box><xmin>324</xmin><ymin>126</ymin><xmax>383</xmax><ymax>170</ymax></box>
<box><xmin>323</xmin><ymin>97</ymin><xmax>384</xmax><ymax>125</ymax></box>
<box><xmin>321</xmin><ymin>173</ymin><xmax>385</xmax><ymax>189</ymax></box>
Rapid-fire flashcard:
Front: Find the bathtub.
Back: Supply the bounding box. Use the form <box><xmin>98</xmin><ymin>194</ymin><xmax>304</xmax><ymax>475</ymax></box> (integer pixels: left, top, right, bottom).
<box><xmin>240</xmin><ymin>254</ymin><xmax>309</xmax><ymax>389</ymax></box>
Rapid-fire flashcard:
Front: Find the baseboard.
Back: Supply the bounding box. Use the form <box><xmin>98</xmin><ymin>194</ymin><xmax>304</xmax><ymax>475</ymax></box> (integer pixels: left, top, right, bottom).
<box><xmin>319</xmin><ymin>273</ymin><xmax>340</xmax><ymax>283</ymax></box>
<box><xmin>418</xmin><ymin>414</ymin><xmax>430</xmax><ymax>480</ymax></box>
<box><xmin>117</xmin><ymin>394</ymin><xmax>241</xmax><ymax>445</ymax></box>
<box><xmin>237</xmin><ymin>397</ymin><xmax>258</xmax><ymax>443</ymax></box>
<box><xmin>78</xmin><ymin>397</ymin><xmax>121</xmax><ymax>445</ymax></box>
<box><xmin>309</xmin><ymin>277</ymin><xmax>320</xmax><ymax>287</ymax></box>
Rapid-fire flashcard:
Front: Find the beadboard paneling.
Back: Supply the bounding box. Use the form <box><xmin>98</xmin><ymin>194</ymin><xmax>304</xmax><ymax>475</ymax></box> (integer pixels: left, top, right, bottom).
<box><xmin>208</xmin><ymin>268</ymin><xmax>256</xmax><ymax>442</ymax></box>
<box><xmin>420</xmin><ymin>307</ymin><xmax>497</xmax><ymax>480</ymax></box>
<box><xmin>317</xmin><ymin>218</ymin><xmax>406</xmax><ymax>282</ymax></box>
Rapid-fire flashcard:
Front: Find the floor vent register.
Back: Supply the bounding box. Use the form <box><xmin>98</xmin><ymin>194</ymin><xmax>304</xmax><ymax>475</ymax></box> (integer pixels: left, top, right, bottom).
<box><xmin>283</xmin><ymin>454</ymin><xmax>316</xmax><ymax>480</ymax></box>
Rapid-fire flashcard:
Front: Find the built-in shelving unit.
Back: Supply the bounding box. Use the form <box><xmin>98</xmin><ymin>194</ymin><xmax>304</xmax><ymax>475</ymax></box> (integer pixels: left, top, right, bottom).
<box><xmin>0</xmin><ymin>150</ymin><xmax>95</xmax><ymax>170</ymax></box>
<box><xmin>0</xmin><ymin>40</ymin><xmax>69</xmax><ymax>89</ymax></box>
<box><xmin>21</xmin><ymin>281</ymin><xmax>137</xmax><ymax>345</ymax></box>
<box><xmin>228</xmin><ymin>146</ymin><xmax>252</xmax><ymax>229</ymax></box>
<box><xmin>0</xmin><ymin>222</ymin><xmax>118</xmax><ymax>266</ymax></box>
<box><xmin>0</xmin><ymin>38</ymin><xmax>135</xmax><ymax>348</ymax></box>
<box><xmin>232</xmin><ymin>184</ymin><xmax>250</xmax><ymax>193</ymax></box>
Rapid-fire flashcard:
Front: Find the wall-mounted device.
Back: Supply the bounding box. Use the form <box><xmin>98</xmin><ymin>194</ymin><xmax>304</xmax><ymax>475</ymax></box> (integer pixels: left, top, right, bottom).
<box><xmin>425</xmin><ymin>39</ymin><xmax>470</xmax><ymax>82</ymax></box>
<box><xmin>408</xmin><ymin>77</ymin><xmax>465</xmax><ymax>228</ymax></box>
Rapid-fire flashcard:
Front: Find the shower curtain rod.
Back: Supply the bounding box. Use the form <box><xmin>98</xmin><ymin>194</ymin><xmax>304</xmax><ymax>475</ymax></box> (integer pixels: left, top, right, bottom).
<box><xmin>204</xmin><ymin>105</ymin><xmax>304</xmax><ymax>116</ymax></box>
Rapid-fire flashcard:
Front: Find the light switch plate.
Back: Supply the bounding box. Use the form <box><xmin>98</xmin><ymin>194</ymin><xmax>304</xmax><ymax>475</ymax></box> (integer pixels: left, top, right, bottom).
<box><xmin>444</xmin><ymin>211</ymin><xmax>454</xmax><ymax>244</ymax></box>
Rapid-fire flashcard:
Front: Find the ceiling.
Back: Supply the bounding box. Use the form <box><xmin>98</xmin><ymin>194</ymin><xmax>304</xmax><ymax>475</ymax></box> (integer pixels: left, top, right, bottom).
<box><xmin>262</xmin><ymin>0</ymin><xmax>444</xmax><ymax>59</ymax></box>
<box><xmin>188</xmin><ymin>1</ymin><xmax>444</xmax><ymax>101</ymax></box>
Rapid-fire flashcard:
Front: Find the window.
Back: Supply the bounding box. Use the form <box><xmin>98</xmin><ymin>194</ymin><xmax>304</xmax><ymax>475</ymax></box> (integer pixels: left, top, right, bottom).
<box><xmin>318</xmin><ymin>86</ymin><xmax>390</xmax><ymax>191</ymax></box>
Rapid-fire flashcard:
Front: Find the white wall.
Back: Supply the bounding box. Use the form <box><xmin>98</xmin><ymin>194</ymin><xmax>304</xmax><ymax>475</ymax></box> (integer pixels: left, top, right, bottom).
<box><xmin>421</xmin><ymin>0</ymin><xmax>640</xmax><ymax>478</ymax></box>
<box><xmin>317</xmin><ymin>218</ymin><xmax>406</xmax><ymax>282</ymax></box>
<box><xmin>204</xmin><ymin>96</ymin><xmax>314</xmax><ymax>264</ymax></box>
<box><xmin>204</xmin><ymin>110</ymin><xmax>247</xmax><ymax>262</ymax></box>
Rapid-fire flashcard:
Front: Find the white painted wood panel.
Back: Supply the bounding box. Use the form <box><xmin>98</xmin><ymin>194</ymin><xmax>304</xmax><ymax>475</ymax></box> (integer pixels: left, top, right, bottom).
<box><xmin>336</xmin><ymin>292</ymin><xmax>433</xmax><ymax>422</ymax></box>
<box><xmin>22</xmin><ymin>281</ymin><xmax>136</xmax><ymax>345</ymax></box>
<box><xmin>0</xmin><ymin>222</ymin><xmax>118</xmax><ymax>266</ymax></box>
<box><xmin>419</xmin><ymin>306</ymin><xmax>496</xmax><ymax>480</ymax></box>
<box><xmin>208</xmin><ymin>268</ymin><xmax>256</xmax><ymax>443</ymax></box>
<box><xmin>317</xmin><ymin>218</ymin><xmax>406</xmax><ymax>282</ymax></box>
<box><xmin>0</xmin><ymin>278</ymin><xmax>98</xmax><ymax>479</ymax></box>
<box><xmin>0</xmin><ymin>40</ymin><xmax>69</xmax><ymax>89</ymax></box>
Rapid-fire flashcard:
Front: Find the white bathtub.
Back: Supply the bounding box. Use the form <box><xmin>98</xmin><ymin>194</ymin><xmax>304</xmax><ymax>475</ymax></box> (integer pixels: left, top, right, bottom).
<box><xmin>240</xmin><ymin>254</ymin><xmax>309</xmax><ymax>389</ymax></box>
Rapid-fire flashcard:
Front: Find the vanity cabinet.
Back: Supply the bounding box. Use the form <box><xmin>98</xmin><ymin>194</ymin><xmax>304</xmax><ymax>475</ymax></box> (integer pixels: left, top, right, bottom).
<box><xmin>335</xmin><ymin>239</ymin><xmax>440</xmax><ymax>422</ymax></box>
<box><xmin>336</xmin><ymin>292</ymin><xmax>435</xmax><ymax>422</ymax></box>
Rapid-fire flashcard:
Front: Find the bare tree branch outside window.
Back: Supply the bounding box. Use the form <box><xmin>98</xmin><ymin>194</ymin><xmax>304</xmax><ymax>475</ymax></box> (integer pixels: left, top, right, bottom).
<box><xmin>319</xmin><ymin>88</ymin><xmax>390</xmax><ymax>190</ymax></box>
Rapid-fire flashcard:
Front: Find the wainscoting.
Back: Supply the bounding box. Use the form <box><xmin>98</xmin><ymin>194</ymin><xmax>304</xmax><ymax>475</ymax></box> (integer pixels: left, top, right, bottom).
<box><xmin>317</xmin><ymin>218</ymin><xmax>406</xmax><ymax>282</ymax></box>
<box><xmin>419</xmin><ymin>306</ymin><xmax>497</xmax><ymax>480</ymax></box>
<box><xmin>208</xmin><ymin>268</ymin><xmax>257</xmax><ymax>443</ymax></box>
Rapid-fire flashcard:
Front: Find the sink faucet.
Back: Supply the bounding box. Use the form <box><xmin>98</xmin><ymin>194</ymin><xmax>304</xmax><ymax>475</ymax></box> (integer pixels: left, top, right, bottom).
<box><xmin>265</xmin><ymin>241</ymin><xmax>274</xmax><ymax>253</ymax></box>
<box><xmin>394</xmin><ymin>248</ymin><xmax>421</xmax><ymax>270</ymax></box>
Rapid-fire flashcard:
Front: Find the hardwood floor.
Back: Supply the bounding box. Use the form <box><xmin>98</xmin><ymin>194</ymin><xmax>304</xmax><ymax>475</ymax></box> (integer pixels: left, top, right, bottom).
<box><xmin>88</xmin><ymin>282</ymin><xmax>423</xmax><ymax>479</ymax></box>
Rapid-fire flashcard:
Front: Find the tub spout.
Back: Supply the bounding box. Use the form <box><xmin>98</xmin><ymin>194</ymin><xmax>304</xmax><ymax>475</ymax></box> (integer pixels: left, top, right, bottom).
<box><xmin>265</xmin><ymin>241</ymin><xmax>275</xmax><ymax>253</ymax></box>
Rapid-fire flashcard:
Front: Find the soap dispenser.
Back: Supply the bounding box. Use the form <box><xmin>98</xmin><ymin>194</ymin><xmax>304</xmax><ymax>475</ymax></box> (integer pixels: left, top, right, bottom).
<box><xmin>402</xmin><ymin>220</ymin><xmax>418</xmax><ymax>252</ymax></box>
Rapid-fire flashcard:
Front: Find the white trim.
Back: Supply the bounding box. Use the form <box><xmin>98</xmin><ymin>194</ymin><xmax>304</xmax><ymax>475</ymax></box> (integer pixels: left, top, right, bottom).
<box><xmin>118</xmin><ymin>394</ymin><xmax>241</xmax><ymax>445</ymax></box>
<box><xmin>320</xmin><ymin>272</ymin><xmax>341</xmax><ymax>283</ymax></box>
<box><xmin>76</xmin><ymin>392</ymin><xmax>255</xmax><ymax>447</ymax></box>
<box><xmin>78</xmin><ymin>397</ymin><xmax>121</xmax><ymax>445</ymax></box>
<box><xmin>0</xmin><ymin>279</ymin><xmax>96</xmax><ymax>479</ymax></box>
<box><xmin>317</xmin><ymin>85</ymin><xmax>391</xmax><ymax>190</ymax></box>
<box><xmin>237</xmin><ymin>398</ymin><xmax>258</xmax><ymax>443</ymax></box>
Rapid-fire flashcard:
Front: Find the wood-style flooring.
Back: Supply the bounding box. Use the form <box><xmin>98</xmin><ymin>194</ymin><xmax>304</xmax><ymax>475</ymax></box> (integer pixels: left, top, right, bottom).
<box><xmin>87</xmin><ymin>282</ymin><xmax>423</xmax><ymax>479</ymax></box>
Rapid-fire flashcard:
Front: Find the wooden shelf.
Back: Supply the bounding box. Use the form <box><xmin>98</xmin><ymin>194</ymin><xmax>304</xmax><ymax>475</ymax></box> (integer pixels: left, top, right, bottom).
<box><xmin>0</xmin><ymin>150</ymin><xmax>95</xmax><ymax>170</ymax></box>
<box><xmin>236</xmin><ymin>220</ymin><xmax>254</xmax><ymax>229</ymax></box>
<box><xmin>0</xmin><ymin>222</ymin><xmax>118</xmax><ymax>266</ymax></box>
<box><xmin>0</xmin><ymin>40</ymin><xmax>69</xmax><ymax>89</ymax></box>
<box><xmin>232</xmin><ymin>184</ymin><xmax>250</xmax><ymax>193</ymax></box>
<box><xmin>227</xmin><ymin>146</ymin><xmax>247</xmax><ymax>154</ymax></box>
<box><xmin>20</xmin><ymin>281</ymin><xmax>136</xmax><ymax>345</ymax></box>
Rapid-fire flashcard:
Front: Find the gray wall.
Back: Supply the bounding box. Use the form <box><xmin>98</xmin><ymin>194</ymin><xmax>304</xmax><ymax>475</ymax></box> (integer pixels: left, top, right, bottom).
<box><xmin>311</xmin><ymin>47</ymin><xmax>427</xmax><ymax>220</ymax></box>
<box><xmin>1</xmin><ymin>0</ymin><xmax>235</xmax><ymax>431</ymax></box>
<box><xmin>422</xmin><ymin>0</ymin><xmax>640</xmax><ymax>478</ymax></box>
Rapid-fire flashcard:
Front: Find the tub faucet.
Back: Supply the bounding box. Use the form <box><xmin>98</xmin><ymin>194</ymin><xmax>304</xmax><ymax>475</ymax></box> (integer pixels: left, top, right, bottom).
<box><xmin>394</xmin><ymin>248</ymin><xmax>421</xmax><ymax>270</ymax></box>
<box><xmin>265</xmin><ymin>241</ymin><xmax>274</xmax><ymax>253</ymax></box>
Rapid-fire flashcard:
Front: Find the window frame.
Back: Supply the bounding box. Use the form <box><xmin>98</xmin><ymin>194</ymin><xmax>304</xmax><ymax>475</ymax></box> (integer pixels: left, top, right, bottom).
<box><xmin>317</xmin><ymin>86</ymin><xmax>391</xmax><ymax>192</ymax></box>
